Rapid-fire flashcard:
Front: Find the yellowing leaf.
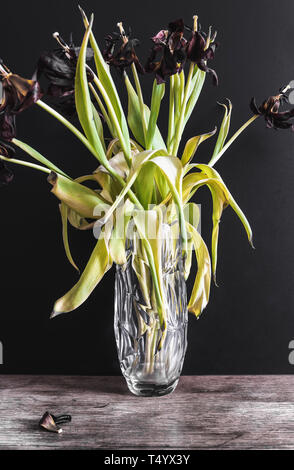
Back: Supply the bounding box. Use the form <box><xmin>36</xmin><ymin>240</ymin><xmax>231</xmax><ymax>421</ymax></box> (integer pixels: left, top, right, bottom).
<box><xmin>59</xmin><ymin>202</ymin><xmax>79</xmax><ymax>272</ymax></box>
<box><xmin>181</xmin><ymin>128</ymin><xmax>217</xmax><ymax>166</ymax></box>
<box><xmin>197</xmin><ymin>164</ymin><xmax>253</xmax><ymax>247</ymax></box>
<box><xmin>48</xmin><ymin>172</ymin><xmax>105</xmax><ymax>219</ymax></box>
<box><xmin>51</xmin><ymin>230</ymin><xmax>112</xmax><ymax>318</ymax></box>
<box><xmin>186</xmin><ymin>222</ymin><xmax>211</xmax><ymax>318</ymax></box>
<box><xmin>211</xmin><ymin>99</ymin><xmax>232</xmax><ymax>160</ymax></box>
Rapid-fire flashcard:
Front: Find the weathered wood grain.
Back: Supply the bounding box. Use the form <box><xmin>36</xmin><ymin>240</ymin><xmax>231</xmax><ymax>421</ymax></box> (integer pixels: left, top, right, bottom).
<box><xmin>0</xmin><ymin>375</ymin><xmax>294</xmax><ymax>449</ymax></box>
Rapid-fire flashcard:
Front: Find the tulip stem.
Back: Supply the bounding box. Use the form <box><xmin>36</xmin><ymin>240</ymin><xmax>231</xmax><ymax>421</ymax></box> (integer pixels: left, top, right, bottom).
<box><xmin>89</xmin><ymin>83</ymin><xmax>114</xmax><ymax>134</ymax></box>
<box><xmin>131</xmin><ymin>63</ymin><xmax>148</xmax><ymax>145</ymax></box>
<box><xmin>167</xmin><ymin>75</ymin><xmax>175</xmax><ymax>153</ymax></box>
<box><xmin>12</xmin><ymin>138</ymin><xmax>70</xmax><ymax>178</ymax></box>
<box><xmin>172</xmin><ymin>63</ymin><xmax>195</xmax><ymax>156</ymax></box>
<box><xmin>37</xmin><ymin>100</ymin><xmax>99</xmax><ymax>160</ymax></box>
<box><xmin>0</xmin><ymin>155</ymin><xmax>51</xmax><ymax>174</ymax></box>
<box><xmin>208</xmin><ymin>114</ymin><xmax>260</xmax><ymax>167</ymax></box>
<box><xmin>92</xmin><ymin>75</ymin><xmax>132</xmax><ymax>166</ymax></box>
<box><xmin>36</xmin><ymin>100</ymin><xmax>139</xmax><ymax>208</ymax></box>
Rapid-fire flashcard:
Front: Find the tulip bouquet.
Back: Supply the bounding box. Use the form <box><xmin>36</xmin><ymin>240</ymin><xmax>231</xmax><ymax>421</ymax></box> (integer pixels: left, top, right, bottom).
<box><xmin>1</xmin><ymin>7</ymin><xmax>294</xmax><ymax>353</ymax></box>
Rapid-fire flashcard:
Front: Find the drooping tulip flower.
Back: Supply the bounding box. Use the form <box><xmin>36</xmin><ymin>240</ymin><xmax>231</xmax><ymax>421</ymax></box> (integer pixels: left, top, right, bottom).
<box><xmin>36</xmin><ymin>33</ymin><xmax>94</xmax><ymax>99</ymax></box>
<box><xmin>0</xmin><ymin>59</ymin><xmax>42</xmax><ymax>185</ymax></box>
<box><xmin>250</xmin><ymin>85</ymin><xmax>294</xmax><ymax>130</ymax></box>
<box><xmin>0</xmin><ymin>60</ymin><xmax>42</xmax><ymax>116</ymax></box>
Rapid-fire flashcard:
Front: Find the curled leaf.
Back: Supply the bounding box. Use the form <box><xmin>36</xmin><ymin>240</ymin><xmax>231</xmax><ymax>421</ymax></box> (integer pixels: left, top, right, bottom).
<box><xmin>59</xmin><ymin>203</ymin><xmax>79</xmax><ymax>272</ymax></box>
<box><xmin>211</xmin><ymin>99</ymin><xmax>232</xmax><ymax>160</ymax></box>
<box><xmin>48</xmin><ymin>172</ymin><xmax>106</xmax><ymax>219</ymax></box>
<box><xmin>181</xmin><ymin>128</ymin><xmax>217</xmax><ymax>166</ymax></box>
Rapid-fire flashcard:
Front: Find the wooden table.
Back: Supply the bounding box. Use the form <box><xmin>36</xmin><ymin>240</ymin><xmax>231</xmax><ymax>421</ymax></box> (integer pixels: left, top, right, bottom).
<box><xmin>0</xmin><ymin>375</ymin><xmax>294</xmax><ymax>450</ymax></box>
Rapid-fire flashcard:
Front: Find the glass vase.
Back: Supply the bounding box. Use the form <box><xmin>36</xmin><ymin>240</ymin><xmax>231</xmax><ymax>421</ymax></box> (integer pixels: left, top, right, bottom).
<box><xmin>114</xmin><ymin>223</ymin><xmax>188</xmax><ymax>397</ymax></box>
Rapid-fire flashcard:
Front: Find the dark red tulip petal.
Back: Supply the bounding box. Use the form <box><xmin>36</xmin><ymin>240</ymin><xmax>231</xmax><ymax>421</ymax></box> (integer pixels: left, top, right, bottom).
<box><xmin>250</xmin><ymin>97</ymin><xmax>261</xmax><ymax>115</ymax></box>
<box><xmin>103</xmin><ymin>33</ymin><xmax>144</xmax><ymax>74</ymax></box>
<box><xmin>186</xmin><ymin>29</ymin><xmax>218</xmax><ymax>85</ymax></box>
<box><xmin>0</xmin><ymin>138</ymin><xmax>15</xmax><ymax>157</ymax></box>
<box><xmin>36</xmin><ymin>39</ymin><xmax>93</xmax><ymax>102</ymax></box>
<box><xmin>0</xmin><ymin>160</ymin><xmax>13</xmax><ymax>186</ymax></box>
<box><xmin>0</xmin><ymin>113</ymin><xmax>16</xmax><ymax>141</ymax></box>
<box><xmin>151</xmin><ymin>30</ymin><xmax>168</xmax><ymax>45</ymax></box>
<box><xmin>168</xmin><ymin>19</ymin><xmax>185</xmax><ymax>33</ymax></box>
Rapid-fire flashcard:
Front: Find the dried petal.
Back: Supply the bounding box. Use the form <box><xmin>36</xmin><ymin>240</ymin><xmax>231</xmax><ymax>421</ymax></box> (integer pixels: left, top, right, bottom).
<box><xmin>39</xmin><ymin>411</ymin><xmax>71</xmax><ymax>434</ymax></box>
<box><xmin>39</xmin><ymin>412</ymin><xmax>62</xmax><ymax>433</ymax></box>
<box><xmin>0</xmin><ymin>74</ymin><xmax>42</xmax><ymax>114</ymax></box>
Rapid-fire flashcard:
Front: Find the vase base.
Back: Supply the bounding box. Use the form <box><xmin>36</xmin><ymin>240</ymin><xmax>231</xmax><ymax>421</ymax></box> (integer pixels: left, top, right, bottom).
<box><xmin>125</xmin><ymin>378</ymin><xmax>179</xmax><ymax>397</ymax></box>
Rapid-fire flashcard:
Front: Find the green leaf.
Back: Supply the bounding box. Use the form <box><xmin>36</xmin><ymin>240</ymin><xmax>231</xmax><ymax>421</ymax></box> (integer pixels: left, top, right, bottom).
<box><xmin>146</xmin><ymin>80</ymin><xmax>165</xmax><ymax>149</ymax></box>
<box><xmin>181</xmin><ymin>128</ymin><xmax>217</xmax><ymax>166</ymax></box>
<box><xmin>75</xmin><ymin>15</ymin><xmax>107</xmax><ymax>164</ymax></box>
<box><xmin>79</xmin><ymin>7</ymin><xmax>130</xmax><ymax>150</ymax></box>
<box><xmin>12</xmin><ymin>138</ymin><xmax>69</xmax><ymax>178</ymax></box>
<box><xmin>186</xmin><ymin>221</ymin><xmax>211</xmax><ymax>318</ymax></box>
<box><xmin>59</xmin><ymin>203</ymin><xmax>79</xmax><ymax>272</ymax></box>
<box><xmin>51</xmin><ymin>231</ymin><xmax>112</xmax><ymax>317</ymax></box>
<box><xmin>125</xmin><ymin>75</ymin><xmax>167</xmax><ymax>151</ymax></box>
<box><xmin>154</xmin><ymin>166</ymin><xmax>170</xmax><ymax>201</ymax></box>
<box><xmin>211</xmin><ymin>100</ymin><xmax>232</xmax><ymax>160</ymax></box>
<box><xmin>134</xmin><ymin>163</ymin><xmax>157</xmax><ymax>209</ymax></box>
<box><xmin>98</xmin><ymin>149</ymin><xmax>164</xmax><ymax>228</ymax></box>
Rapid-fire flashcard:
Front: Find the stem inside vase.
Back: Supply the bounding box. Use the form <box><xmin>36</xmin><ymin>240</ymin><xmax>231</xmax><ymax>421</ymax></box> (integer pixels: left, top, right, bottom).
<box><xmin>114</xmin><ymin>223</ymin><xmax>188</xmax><ymax>397</ymax></box>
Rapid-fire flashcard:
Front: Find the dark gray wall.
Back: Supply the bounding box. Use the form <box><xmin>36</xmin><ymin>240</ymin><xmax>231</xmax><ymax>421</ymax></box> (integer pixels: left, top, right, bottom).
<box><xmin>1</xmin><ymin>0</ymin><xmax>294</xmax><ymax>374</ymax></box>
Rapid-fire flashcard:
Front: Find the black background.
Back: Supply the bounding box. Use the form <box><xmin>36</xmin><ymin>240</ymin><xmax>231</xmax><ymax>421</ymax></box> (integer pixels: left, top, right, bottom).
<box><xmin>0</xmin><ymin>0</ymin><xmax>294</xmax><ymax>375</ymax></box>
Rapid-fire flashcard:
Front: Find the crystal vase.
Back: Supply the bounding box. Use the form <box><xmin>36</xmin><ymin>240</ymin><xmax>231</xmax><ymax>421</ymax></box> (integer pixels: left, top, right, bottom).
<box><xmin>114</xmin><ymin>223</ymin><xmax>188</xmax><ymax>397</ymax></box>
